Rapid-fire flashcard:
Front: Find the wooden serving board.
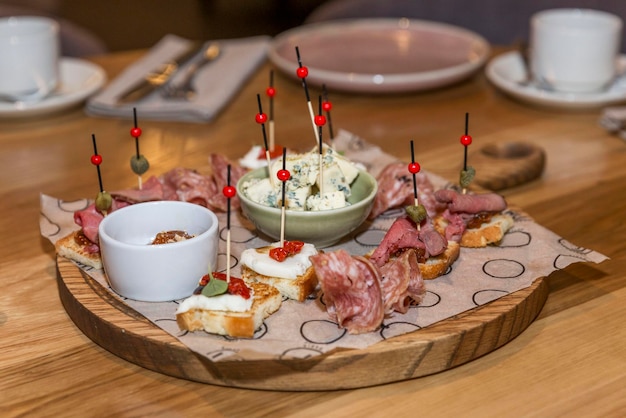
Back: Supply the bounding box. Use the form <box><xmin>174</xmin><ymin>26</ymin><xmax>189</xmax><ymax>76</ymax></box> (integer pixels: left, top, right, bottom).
<box><xmin>57</xmin><ymin>256</ymin><xmax>548</xmax><ymax>391</ymax></box>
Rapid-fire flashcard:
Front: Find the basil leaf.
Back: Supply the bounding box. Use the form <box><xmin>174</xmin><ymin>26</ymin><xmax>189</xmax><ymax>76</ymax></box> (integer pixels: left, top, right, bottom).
<box><xmin>201</xmin><ymin>271</ymin><xmax>228</xmax><ymax>297</ymax></box>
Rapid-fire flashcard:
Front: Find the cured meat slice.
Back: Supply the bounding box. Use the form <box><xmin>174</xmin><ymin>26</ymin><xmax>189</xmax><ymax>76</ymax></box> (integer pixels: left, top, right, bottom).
<box><xmin>369</xmin><ymin>162</ymin><xmax>443</xmax><ymax>219</ymax></box>
<box><xmin>310</xmin><ymin>250</ymin><xmax>385</xmax><ymax>334</ymax></box>
<box><xmin>206</xmin><ymin>154</ymin><xmax>247</xmax><ymax>211</ymax></box>
<box><xmin>440</xmin><ymin>209</ymin><xmax>466</xmax><ymax>242</ymax></box>
<box><xmin>73</xmin><ymin>199</ymin><xmax>130</xmax><ymax>244</ymax></box>
<box><xmin>110</xmin><ymin>175</ymin><xmax>166</xmax><ymax>203</ymax></box>
<box><xmin>418</xmin><ymin>219</ymin><xmax>447</xmax><ymax>257</ymax></box>
<box><xmin>161</xmin><ymin>167</ymin><xmax>217</xmax><ymax>207</ymax></box>
<box><xmin>369</xmin><ymin>216</ymin><xmax>425</xmax><ymax>267</ymax></box>
<box><xmin>378</xmin><ymin>249</ymin><xmax>425</xmax><ymax>314</ymax></box>
<box><xmin>434</xmin><ymin>189</ymin><xmax>507</xmax><ymax>213</ymax></box>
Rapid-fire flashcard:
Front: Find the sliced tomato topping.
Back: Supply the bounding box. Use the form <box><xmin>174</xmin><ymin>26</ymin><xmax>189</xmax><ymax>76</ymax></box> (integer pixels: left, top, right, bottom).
<box><xmin>284</xmin><ymin>240</ymin><xmax>304</xmax><ymax>254</ymax></box>
<box><xmin>269</xmin><ymin>240</ymin><xmax>305</xmax><ymax>262</ymax></box>
<box><xmin>269</xmin><ymin>247</ymin><xmax>288</xmax><ymax>262</ymax></box>
<box><xmin>226</xmin><ymin>277</ymin><xmax>251</xmax><ymax>299</ymax></box>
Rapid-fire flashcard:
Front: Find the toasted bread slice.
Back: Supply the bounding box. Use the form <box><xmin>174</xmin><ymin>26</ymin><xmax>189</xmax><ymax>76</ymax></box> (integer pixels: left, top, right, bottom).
<box><xmin>55</xmin><ymin>230</ymin><xmax>102</xmax><ymax>269</ymax></box>
<box><xmin>460</xmin><ymin>212</ymin><xmax>514</xmax><ymax>247</ymax></box>
<box><xmin>241</xmin><ymin>265</ymin><xmax>318</xmax><ymax>302</ymax></box>
<box><xmin>419</xmin><ymin>241</ymin><xmax>460</xmax><ymax>280</ymax></box>
<box><xmin>175</xmin><ymin>282</ymin><xmax>282</xmax><ymax>338</ymax></box>
<box><xmin>434</xmin><ymin>212</ymin><xmax>514</xmax><ymax>248</ymax></box>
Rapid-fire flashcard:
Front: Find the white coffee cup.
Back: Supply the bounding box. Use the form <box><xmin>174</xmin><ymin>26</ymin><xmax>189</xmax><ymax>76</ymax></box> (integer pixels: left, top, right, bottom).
<box><xmin>530</xmin><ymin>8</ymin><xmax>623</xmax><ymax>93</ymax></box>
<box><xmin>0</xmin><ymin>16</ymin><xmax>60</xmax><ymax>102</ymax></box>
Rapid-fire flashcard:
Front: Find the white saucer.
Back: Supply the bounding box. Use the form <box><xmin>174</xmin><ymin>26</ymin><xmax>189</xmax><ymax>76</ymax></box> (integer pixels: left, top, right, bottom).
<box><xmin>0</xmin><ymin>57</ymin><xmax>106</xmax><ymax>118</ymax></box>
<box><xmin>269</xmin><ymin>18</ymin><xmax>490</xmax><ymax>94</ymax></box>
<box><xmin>486</xmin><ymin>51</ymin><xmax>626</xmax><ymax>109</ymax></box>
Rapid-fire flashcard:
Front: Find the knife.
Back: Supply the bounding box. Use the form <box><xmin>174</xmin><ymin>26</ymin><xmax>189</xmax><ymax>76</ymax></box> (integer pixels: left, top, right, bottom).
<box><xmin>117</xmin><ymin>41</ymin><xmax>203</xmax><ymax>104</ymax></box>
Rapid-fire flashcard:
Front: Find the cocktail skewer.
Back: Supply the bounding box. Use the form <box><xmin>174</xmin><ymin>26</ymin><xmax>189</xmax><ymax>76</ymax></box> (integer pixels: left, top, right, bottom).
<box><xmin>90</xmin><ymin>134</ymin><xmax>112</xmax><ymax>216</ymax></box>
<box><xmin>222</xmin><ymin>164</ymin><xmax>236</xmax><ymax>283</ymax></box>
<box><xmin>407</xmin><ymin>139</ymin><xmax>425</xmax><ymax>230</ymax></box>
<box><xmin>266</xmin><ymin>70</ymin><xmax>276</xmax><ymax>152</ymax></box>
<box><xmin>276</xmin><ymin>147</ymin><xmax>291</xmax><ymax>246</ymax></box>
<box><xmin>295</xmin><ymin>46</ymin><xmax>320</xmax><ymax>146</ymax></box>
<box><xmin>459</xmin><ymin>112</ymin><xmax>475</xmax><ymax>194</ymax></box>
<box><xmin>314</xmin><ymin>95</ymin><xmax>327</xmax><ymax>197</ymax></box>
<box><xmin>322</xmin><ymin>84</ymin><xmax>335</xmax><ymax>141</ymax></box>
<box><xmin>129</xmin><ymin>108</ymin><xmax>149</xmax><ymax>190</ymax></box>
<box><xmin>255</xmin><ymin>94</ymin><xmax>274</xmax><ymax>187</ymax></box>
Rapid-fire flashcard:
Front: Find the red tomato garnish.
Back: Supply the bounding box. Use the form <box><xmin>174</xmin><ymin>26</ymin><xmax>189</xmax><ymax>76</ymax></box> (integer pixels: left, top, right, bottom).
<box><xmin>269</xmin><ymin>240</ymin><xmax>304</xmax><ymax>262</ymax></box>
<box><xmin>227</xmin><ymin>277</ymin><xmax>251</xmax><ymax>299</ymax></box>
<box><xmin>198</xmin><ymin>274</ymin><xmax>210</xmax><ymax>286</ymax></box>
<box><xmin>269</xmin><ymin>247</ymin><xmax>288</xmax><ymax>262</ymax></box>
<box><xmin>284</xmin><ymin>240</ymin><xmax>304</xmax><ymax>254</ymax></box>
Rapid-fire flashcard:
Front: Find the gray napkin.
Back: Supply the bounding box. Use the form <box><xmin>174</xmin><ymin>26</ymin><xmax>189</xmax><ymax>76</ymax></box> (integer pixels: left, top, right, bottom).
<box><xmin>86</xmin><ymin>34</ymin><xmax>270</xmax><ymax>123</ymax></box>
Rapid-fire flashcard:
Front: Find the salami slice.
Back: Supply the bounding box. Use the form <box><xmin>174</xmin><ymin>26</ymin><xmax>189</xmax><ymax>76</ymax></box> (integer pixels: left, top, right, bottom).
<box><xmin>310</xmin><ymin>250</ymin><xmax>385</xmax><ymax>334</ymax></box>
<box><xmin>379</xmin><ymin>249</ymin><xmax>425</xmax><ymax>314</ymax></box>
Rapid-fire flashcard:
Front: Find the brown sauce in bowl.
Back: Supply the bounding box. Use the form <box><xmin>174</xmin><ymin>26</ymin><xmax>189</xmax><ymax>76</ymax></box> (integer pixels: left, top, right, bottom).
<box><xmin>151</xmin><ymin>230</ymin><xmax>195</xmax><ymax>245</ymax></box>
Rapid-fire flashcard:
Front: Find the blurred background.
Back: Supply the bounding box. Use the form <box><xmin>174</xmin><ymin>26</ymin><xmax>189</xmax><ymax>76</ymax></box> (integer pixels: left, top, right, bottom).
<box><xmin>2</xmin><ymin>0</ymin><xmax>626</xmax><ymax>57</ymax></box>
<box><xmin>0</xmin><ymin>0</ymin><xmax>327</xmax><ymax>55</ymax></box>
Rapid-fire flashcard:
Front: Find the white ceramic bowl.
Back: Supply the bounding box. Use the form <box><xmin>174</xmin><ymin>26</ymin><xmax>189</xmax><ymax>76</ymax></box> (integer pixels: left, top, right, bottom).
<box><xmin>237</xmin><ymin>168</ymin><xmax>377</xmax><ymax>248</ymax></box>
<box><xmin>98</xmin><ymin>201</ymin><xmax>219</xmax><ymax>302</ymax></box>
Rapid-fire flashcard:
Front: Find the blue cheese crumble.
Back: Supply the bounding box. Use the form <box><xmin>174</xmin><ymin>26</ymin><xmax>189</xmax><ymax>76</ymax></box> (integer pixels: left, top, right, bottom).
<box><xmin>241</xmin><ymin>145</ymin><xmax>361</xmax><ymax>211</ymax></box>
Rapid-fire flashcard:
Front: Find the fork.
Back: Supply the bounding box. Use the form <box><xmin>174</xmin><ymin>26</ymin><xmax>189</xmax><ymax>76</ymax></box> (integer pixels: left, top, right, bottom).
<box><xmin>162</xmin><ymin>43</ymin><xmax>221</xmax><ymax>100</ymax></box>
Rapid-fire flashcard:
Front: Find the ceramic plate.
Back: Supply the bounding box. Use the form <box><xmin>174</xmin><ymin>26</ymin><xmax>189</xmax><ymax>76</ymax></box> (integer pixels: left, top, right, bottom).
<box><xmin>0</xmin><ymin>57</ymin><xmax>106</xmax><ymax>118</ymax></box>
<box><xmin>269</xmin><ymin>18</ymin><xmax>490</xmax><ymax>93</ymax></box>
<box><xmin>486</xmin><ymin>51</ymin><xmax>626</xmax><ymax>109</ymax></box>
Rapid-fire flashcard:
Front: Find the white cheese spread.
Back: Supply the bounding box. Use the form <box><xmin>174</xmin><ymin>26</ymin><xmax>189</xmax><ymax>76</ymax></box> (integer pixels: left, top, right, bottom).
<box><xmin>176</xmin><ymin>291</ymin><xmax>254</xmax><ymax>314</ymax></box>
<box><xmin>240</xmin><ymin>242</ymin><xmax>317</xmax><ymax>279</ymax></box>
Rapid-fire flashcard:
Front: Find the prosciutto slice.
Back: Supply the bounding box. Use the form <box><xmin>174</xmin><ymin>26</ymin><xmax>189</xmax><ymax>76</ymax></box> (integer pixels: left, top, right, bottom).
<box><xmin>310</xmin><ymin>250</ymin><xmax>385</xmax><ymax>334</ymax></box>
<box><xmin>73</xmin><ymin>199</ymin><xmax>130</xmax><ymax>244</ymax></box>
<box><xmin>161</xmin><ymin>167</ymin><xmax>217</xmax><ymax>207</ymax></box>
<box><xmin>205</xmin><ymin>154</ymin><xmax>247</xmax><ymax>211</ymax></box>
<box><xmin>369</xmin><ymin>162</ymin><xmax>443</xmax><ymax>219</ymax></box>
<box><xmin>111</xmin><ymin>175</ymin><xmax>167</xmax><ymax>203</ymax></box>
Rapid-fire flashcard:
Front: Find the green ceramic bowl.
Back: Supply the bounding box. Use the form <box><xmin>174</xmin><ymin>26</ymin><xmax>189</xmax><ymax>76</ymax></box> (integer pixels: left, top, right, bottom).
<box><xmin>237</xmin><ymin>168</ymin><xmax>377</xmax><ymax>248</ymax></box>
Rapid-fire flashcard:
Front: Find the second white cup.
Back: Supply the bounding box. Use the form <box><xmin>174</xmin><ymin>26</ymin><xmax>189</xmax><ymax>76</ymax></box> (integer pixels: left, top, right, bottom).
<box><xmin>530</xmin><ymin>8</ymin><xmax>623</xmax><ymax>93</ymax></box>
<box><xmin>0</xmin><ymin>16</ymin><xmax>60</xmax><ymax>102</ymax></box>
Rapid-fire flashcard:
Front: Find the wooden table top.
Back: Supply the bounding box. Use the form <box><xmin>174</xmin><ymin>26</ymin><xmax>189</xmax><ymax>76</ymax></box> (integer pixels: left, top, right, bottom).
<box><xmin>2</xmin><ymin>48</ymin><xmax>625</xmax><ymax>417</ymax></box>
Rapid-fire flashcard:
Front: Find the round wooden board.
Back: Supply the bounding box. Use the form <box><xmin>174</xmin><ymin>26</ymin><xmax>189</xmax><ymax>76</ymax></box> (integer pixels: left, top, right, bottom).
<box><xmin>56</xmin><ymin>256</ymin><xmax>548</xmax><ymax>391</ymax></box>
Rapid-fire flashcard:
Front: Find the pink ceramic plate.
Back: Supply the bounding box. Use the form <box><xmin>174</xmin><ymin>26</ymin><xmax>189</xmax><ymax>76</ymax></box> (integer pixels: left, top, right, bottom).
<box><xmin>269</xmin><ymin>18</ymin><xmax>490</xmax><ymax>94</ymax></box>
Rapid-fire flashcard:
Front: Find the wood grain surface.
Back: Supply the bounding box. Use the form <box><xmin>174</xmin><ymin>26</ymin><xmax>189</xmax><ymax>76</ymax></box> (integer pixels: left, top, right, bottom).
<box><xmin>2</xmin><ymin>47</ymin><xmax>625</xmax><ymax>417</ymax></box>
<box><xmin>57</xmin><ymin>256</ymin><xmax>548</xmax><ymax>390</ymax></box>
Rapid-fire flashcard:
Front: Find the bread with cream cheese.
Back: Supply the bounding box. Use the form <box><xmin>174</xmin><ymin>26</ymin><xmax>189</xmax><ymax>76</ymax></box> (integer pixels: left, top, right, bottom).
<box><xmin>240</xmin><ymin>243</ymin><xmax>319</xmax><ymax>302</ymax></box>
<box><xmin>175</xmin><ymin>282</ymin><xmax>282</xmax><ymax>338</ymax></box>
<box><xmin>241</xmin><ymin>264</ymin><xmax>318</xmax><ymax>302</ymax></box>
